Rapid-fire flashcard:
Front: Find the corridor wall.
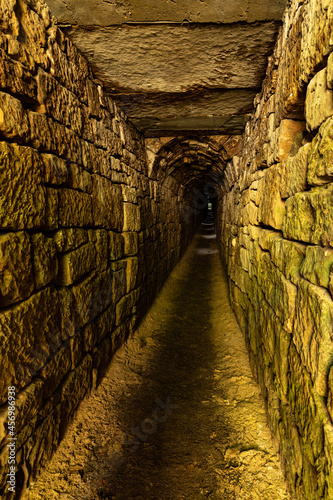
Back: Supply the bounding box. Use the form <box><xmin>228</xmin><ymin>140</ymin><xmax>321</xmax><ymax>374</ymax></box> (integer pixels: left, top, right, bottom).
<box><xmin>217</xmin><ymin>0</ymin><xmax>333</xmax><ymax>497</ymax></box>
<box><xmin>0</xmin><ymin>1</ymin><xmax>200</xmax><ymax>496</ymax></box>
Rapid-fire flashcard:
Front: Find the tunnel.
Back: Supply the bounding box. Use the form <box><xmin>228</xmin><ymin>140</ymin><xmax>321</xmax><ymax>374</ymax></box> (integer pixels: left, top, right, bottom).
<box><xmin>1</xmin><ymin>0</ymin><xmax>333</xmax><ymax>498</ymax></box>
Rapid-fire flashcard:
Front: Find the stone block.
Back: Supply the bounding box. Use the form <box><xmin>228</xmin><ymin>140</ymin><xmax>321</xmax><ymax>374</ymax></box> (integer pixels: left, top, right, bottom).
<box><xmin>0</xmin><ymin>0</ymin><xmax>18</xmax><ymax>33</ymax></box>
<box><xmin>69</xmin><ymin>333</ymin><xmax>84</xmax><ymax>369</ymax></box>
<box><xmin>260</xmin><ymin>231</ymin><xmax>306</xmax><ymax>283</ymax></box>
<box><xmin>240</xmin><ymin>200</ymin><xmax>258</xmax><ymax>226</ymax></box>
<box><xmin>84</xmin><ymin>303</ymin><xmax>115</xmax><ymax>353</ymax></box>
<box><xmin>0</xmin><ymin>91</ymin><xmax>29</xmax><ymax>141</ymax></box>
<box><xmin>14</xmin><ymin>0</ymin><xmax>49</xmax><ymax>70</ymax></box>
<box><xmin>307</xmin><ymin>117</ymin><xmax>333</xmax><ymax>186</ymax></box>
<box><xmin>94</xmin><ymin>229</ymin><xmax>108</xmax><ymax>271</ymax></box>
<box><xmin>123</xmin><ymin>203</ymin><xmax>141</xmax><ymax>232</ymax></box>
<box><xmin>122</xmin><ymin>185</ymin><xmax>137</xmax><ymax>203</ymax></box>
<box><xmin>58</xmin><ymin>188</ymin><xmax>93</xmax><ymax>227</ymax></box>
<box><xmin>328</xmin><ymin>367</ymin><xmax>333</xmax><ymax>423</ymax></box>
<box><xmin>0</xmin><ymin>287</ymin><xmax>61</xmax><ymax>404</ymax></box>
<box><xmin>109</xmin><ymin>231</ymin><xmax>125</xmax><ymax>260</ymax></box>
<box><xmin>280</xmin><ymin>143</ymin><xmax>310</xmax><ymax>198</ymax></box>
<box><xmin>92</xmin><ymin>336</ymin><xmax>112</xmax><ymax>382</ymax></box>
<box><xmin>37</xmin><ymin>69</ymin><xmax>83</xmax><ymax>135</ymax></box>
<box><xmin>39</xmin><ymin>344</ymin><xmax>72</xmax><ymax>398</ymax></box>
<box><xmin>71</xmin><ymin>268</ymin><xmax>114</xmax><ymax>327</ymax></box>
<box><xmin>305</xmin><ymin>68</ymin><xmax>333</xmax><ymax>131</ymax></box>
<box><xmin>115</xmin><ymin>290</ymin><xmax>138</xmax><ymax>326</ymax></box>
<box><xmin>60</xmin><ymin>355</ymin><xmax>93</xmax><ymax>435</ymax></box>
<box><xmin>258</xmin><ymin>299</ymin><xmax>280</xmax><ymax>364</ymax></box>
<box><xmin>0</xmin><ymin>379</ymin><xmax>44</xmax><ymax>449</ymax></box>
<box><xmin>67</xmin><ymin>163</ymin><xmax>92</xmax><ymax>193</ymax></box>
<box><xmin>31</xmin><ymin>233</ymin><xmax>58</xmax><ymax>289</ymax></box>
<box><xmin>258</xmin><ymin>252</ymin><xmax>297</xmax><ymax>332</ymax></box>
<box><xmin>92</xmin><ymin>175</ymin><xmax>124</xmax><ymax>230</ymax></box>
<box><xmin>300</xmin><ymin>246</ymin><xmax>333</xmax><ymax>289</ymax></box>
<box><xmin>272</xmin><ymin>119</ymin><xmax>306</xmax><ymax>163</ymax></box>
<box><xmin>123</xmin><ymin>232</ymin><xmax>139</xmax><ymax>256</ymax></box>
<box><xmin>25</xmin><ymin>403</ymin><xmax>61</xmax><ymax>479</ymax></box>
<box><xmin>45</xmin><ymin>187</ymin><xmax>59</xmax><ymax>230</ymax></box>
<box><xmin>274</xmin><ymin>327</ymin><xmax>291</xmax><ymax>398</ymax></box>
<box><xmin>328</xmin><ymin>52</ymin><xmax>333</xmax><ymax>90</ymax></box>
<box><xmin>41</xmin><ymin>153</ymin><xmax>68</xmax><ymax>185</ymax></box>
<box><xmin>112</xmin><ymin>262</ymin><xmax>127</xmax><ymax>303</ymax></box>
<box><xmin>58</xmin><ymin>287</ymin><xmax>80</xmax><ymax>340</ymax></box>
<box><xmin>126</xmin><ymin>257</ymin><xmax>139</xmax><ymax>293</ymax></box>
<box><xmin>53</xmin><ymin>228</ymin><xmax>88</xmax><ymax>252</ymax></box>
<box><xmin>258</xmin><ymin>164</ymin><xmax>285</xmax><ymax>230</ymax></box>
<box><xmin>0</xmin><ymin>232</ymin><xmax>34</xmax><ymax>307</ymax></box>
<box><xmin>56</xmin><ymin>242</ymin><xmax>96</xmax><ymax>286</ymax></box>
<box><xmin>0</xmin><ymin>142</ymin><xmax>46</xmax><ymax>229</ymax></box>
<box><xmin>86</xmin><ymin>78</ymin><xmax>101</xmax><ymax>118</ymax></box>
<box><xmin>293</xmin><ymin>278</ymin><xmax>333</xmax><ymax>396</ymax></box>
<box><xmin>0</xmin><ymin>48</ymin><xmax>37</xmax><ymax>103</ymax></box>
<box><xmin>28</xmin><ymin>110</ymin><xmax>54</xmax><ymax>151</ymax></box>
<box><xmin>283</xmin><ymin>184</ymin><xmax>333</xmax><ymax>246</ymax></box>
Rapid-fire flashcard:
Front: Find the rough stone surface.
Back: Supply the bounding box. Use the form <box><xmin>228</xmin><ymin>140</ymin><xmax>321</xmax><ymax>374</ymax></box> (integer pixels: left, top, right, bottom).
<box><xmin>46</xmin><ymin>0</ymin><xmax>287</xmax><ymax>25</ymax></box>
<box><xmin>31</xmin><ymin>233</ymin><xmax>58</xmax><ymax>289</ymax></box>
<box><xmin>217</xmin><ymin>1</ymin><xmax>333</xmax><ymax>498</ymax></box>
<box><xmin>280</xmin><ymin>143</ymin><xmax>310</xmax><ymax>198</ymax></box>
<box><xmin>56</xmin><ymin>242</ymin><xmax>96</xmax><ymax>286</ymax></box>
<box><xmin>0</xmin><ymin>287</ymin><xmax>61</xmax><ymax>402</ymax></box>
<box><xmin>0</xmin><ymin>232</ymin><xmax>34</xmax><ymax>307</ymax></box>
<box><xmin>258</xmin><ymin>164</ymin><xmax>286</xmax><ymax>229</ymax></box>
<box><xmin>62</xmin><ymin>21</ymin><xmax>282</xmax><ymax>136</ymax></box>
<box><xmin>305</xmin><ymin>68</ymin><xmax>333</xmax><ymax>131</ymax></box>
<box><xmin>283</xmin><ymin>184</ymin><xmax>333</xmax><ymax>247</ymax></box>
<box><xmin>24</xmin><ymin>229</ymin><xmax>290</xmax><ymax>500</ymax></box>
<box><xmin>0</xmin><ymin>143</ymin><xmax>46</xmax><ymax>229</ymax></box>
<box><xmin>300</xmin><ymin>246</ymin><xmax>333</xmax><ymax>289</ymax></box>
<box><xmin>307</xmin><ymin>117</ymin><xmax>333</xmax><ymax>186</ymax></box>
<box><xmin>0</xmin><ymin>2</ymin><xmax>203</xmax><ymax>497</ymax></box>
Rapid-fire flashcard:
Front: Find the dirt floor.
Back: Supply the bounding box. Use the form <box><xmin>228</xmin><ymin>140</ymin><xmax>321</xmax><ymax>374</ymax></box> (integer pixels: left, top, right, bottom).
<box><xmin>25</xmin><ymin>219</ymin><xmax>290</xmax><ymax>500</ymax></box>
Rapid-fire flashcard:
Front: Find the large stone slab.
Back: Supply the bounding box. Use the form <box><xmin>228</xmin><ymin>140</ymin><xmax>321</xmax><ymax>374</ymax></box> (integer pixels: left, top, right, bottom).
<box><xmin>283</xmin><ymin>184</ymin><xmax>333</xmax><ymax>246</ymax></box>
<box><xmin>31</xmin><ymin>233</ymin><xmax>58</xmax><ymax>290</ymax></box>
<box><xmin>305</xmin><ymin>68</ymin><xmax>333</xmax><ymax>131</ymax></box>
<box><xmin>56</xmin><ymin>21</ymin><xmax>281</xmax><ymax>135</ymax></box>
<box><xmin>307</xmin><ymin>117</ymin><xmax>333</xmax><ymax>186</ymax></box>
<box><xmin>280</xmin><ymin>143</ymin><xmax>310</xmax><ymax>198</ymax></box>
<box><xmin>0</xmin><ymin>287</ymin><xmax>61</xmax><ymax>404</ymax></box>
<box><xmin>258</xmin><ymin>164</ymin><xmax>285</xmax><ymax>230</ymax></box>
<box><xmin>293</xmin><ymin>278</ymin><xmax>333</xmax><ymax>396</ymax></box>
<box><xmin>0</xmin><ymin>232</ymin><xmax>34</xmax><ymax>307</ymax></box>
<box><xmin>58</xmin><ymin>188</ymin><xmax>93</xmax><ymax>227</ymax></box>
<box><xmin>0</xmin><ymin>142</ymin><xmax>46</xmax><ymax>229</ymax></box>
<box><xmin>300</xmin><ymin>246</ymin><xmax>333</xmax><ymax>289</ymax></box>
<box><xmin>92</xmin><ymin>175</ymin><xmax>124</xmax><ymax>230</ymax></box>
<box><xmin>67</xmin><ymin>23</ymin><xmax>280</xmax><ymax>94</ymax></box>
<box><xmin>46</xmin><ymin>0</ymin><xmax>287</xmax><ymax>25</ymax></box>
<box><xmin>57</xmin><ymin>242</ymin><xmax>96</xmax><ymax>286</ymax></box>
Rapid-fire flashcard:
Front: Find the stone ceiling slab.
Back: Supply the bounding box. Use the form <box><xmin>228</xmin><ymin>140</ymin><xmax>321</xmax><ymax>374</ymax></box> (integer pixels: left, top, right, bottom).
<box><xmin>66</xmin><ymin>23</ymin><xmax>280</xmax><ymax>94</ymax></box>
<box><xmin>132</xmin><ymin>115</ymin><xmax>250</xmax><ymax>138</ymax></box>
<box><xmin>115</xmin><ymin>89</ymin><xmax>257</xmax><ymax>119</ymax></box>
<box><xmin>47</xmin><ymin>0</ymin><xmax>287</xmax><ymax>25</ymax></box>
<box><xmin>45</xmin><ymin>0</ymin><xmax>287</xmax><ymax>136</ymax></box>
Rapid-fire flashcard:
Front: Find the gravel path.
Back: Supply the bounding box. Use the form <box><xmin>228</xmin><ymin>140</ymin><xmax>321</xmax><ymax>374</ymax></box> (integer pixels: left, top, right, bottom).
<box><xmin>25</xmin><ymin>221</ymin><xmax>290</xmax><ymax>500</ymax></box>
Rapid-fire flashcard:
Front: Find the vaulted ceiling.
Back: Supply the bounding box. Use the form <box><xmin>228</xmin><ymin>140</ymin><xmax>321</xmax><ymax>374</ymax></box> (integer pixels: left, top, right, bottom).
<box><xmin>46</xmin><ymin>0</ymin><xmax>287</xmax><ymax>137</ymax></box>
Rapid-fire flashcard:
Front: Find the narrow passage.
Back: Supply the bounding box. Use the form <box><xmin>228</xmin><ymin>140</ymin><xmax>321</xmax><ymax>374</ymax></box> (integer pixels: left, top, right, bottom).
<box><xmin>26</xmin><ymin>220</ymin><xmax>289</xmax><ymax>500</ymax></box>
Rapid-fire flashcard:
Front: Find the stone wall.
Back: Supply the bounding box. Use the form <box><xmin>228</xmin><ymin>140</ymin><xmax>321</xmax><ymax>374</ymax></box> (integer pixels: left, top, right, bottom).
<box><xmin>217</xmin><ymin>0</ymin><xmax>333</xmax><ymax>498</ymax></box>
<box><xmin>0</xmin><ymin>1</ymin><xmax>200</xmax><ymax>497</ymax></box>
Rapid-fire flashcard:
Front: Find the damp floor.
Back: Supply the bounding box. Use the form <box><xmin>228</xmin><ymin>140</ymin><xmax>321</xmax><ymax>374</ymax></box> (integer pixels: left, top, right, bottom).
<box><xmin>25</xmin><ymin>219</ymin><xmax>290</xmax><ymax>500</ymax></box>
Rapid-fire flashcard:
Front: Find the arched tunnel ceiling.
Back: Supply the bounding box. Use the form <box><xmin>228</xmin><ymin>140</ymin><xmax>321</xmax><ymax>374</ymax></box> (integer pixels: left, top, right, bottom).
<box><xmin>46</xmin><ymin>0</ymin><xmax>287</xmax><ymax>137</ymax></box>
<box><xmin>147</xmin><ymin>135</ymin><xmax>242</xmax><ymax>193</ymax></box>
